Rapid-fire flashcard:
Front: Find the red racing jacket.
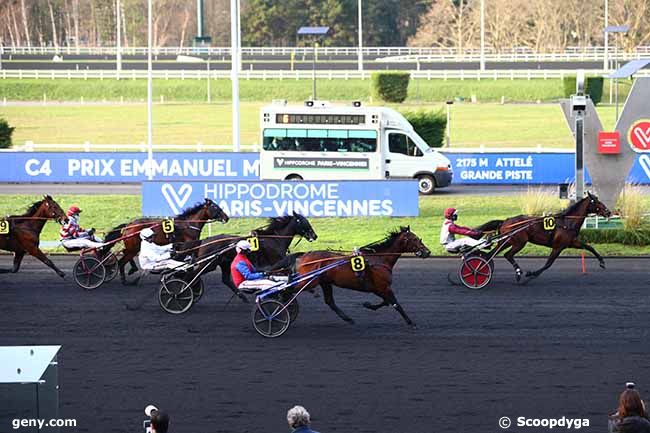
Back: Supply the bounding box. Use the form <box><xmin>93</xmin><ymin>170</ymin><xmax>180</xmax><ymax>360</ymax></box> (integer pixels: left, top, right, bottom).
<box><xmin>439</xmin><ymin>219</ymin><xmax>482</xmax><ymax>245</ymax></box>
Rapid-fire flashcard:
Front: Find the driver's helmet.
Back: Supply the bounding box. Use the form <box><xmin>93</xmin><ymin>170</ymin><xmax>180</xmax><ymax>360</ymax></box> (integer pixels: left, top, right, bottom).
<box><xmin>140</xmin><ymin>227</ymin><xmax>155</xmax><ymax>240</ymax></box>
<box><xmin>444</xmin><ymin>207</ymin><xmax>457</xmax><ymax>220</ymax></box>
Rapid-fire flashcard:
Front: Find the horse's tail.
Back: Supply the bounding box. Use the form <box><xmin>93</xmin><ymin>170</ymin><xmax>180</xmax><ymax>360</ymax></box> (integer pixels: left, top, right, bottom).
<box><xmin>103</xmin><ymin>223</ymin><xmax>128</xmax><ymax>251</ymax></box>
<box><xmin>270</xmin><ymin>252</ymin><xmax>305</xmax><ymax>274</ymax></box>
<box><xmin>475</xmin><ymin>219</ymin><xmax>504</xmax><ymax>233</ymax></box>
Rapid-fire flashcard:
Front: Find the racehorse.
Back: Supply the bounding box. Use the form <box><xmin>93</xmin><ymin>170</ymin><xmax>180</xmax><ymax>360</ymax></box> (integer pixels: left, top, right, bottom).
<box><xmin>104</xmin><ymin>198</ymin><xmax>229</xmax><ymax>284</ymax></box>
<box><xmin>285</xmin><ymin>226</ymin><xmax>430</xmax><ymax>328</ymax></box>
<box><xmin>0</xmin><ymin>195</ymin><xmax>68</xmax><ymax>277</ymax></box>
<box><xmin>477</xmin><ymin>192</ymin><xmax>611</xmax><ymax>281</ymax></box>
<box><xmin>178</xmin><ymin>212</ymin><xmax>318</xmax><ymax>302</ymax></box>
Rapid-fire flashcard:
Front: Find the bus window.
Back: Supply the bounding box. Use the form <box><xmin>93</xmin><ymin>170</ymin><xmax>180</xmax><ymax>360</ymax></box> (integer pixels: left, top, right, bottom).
<box><xmin>263</xmin><ymin>129</ymin><xmax>378</xmax><ymax>153</ymax></box>
<box><xmin>388</xmin><ymin>133</ymin><xmax>423</xmax><ymax>157</ymax></box>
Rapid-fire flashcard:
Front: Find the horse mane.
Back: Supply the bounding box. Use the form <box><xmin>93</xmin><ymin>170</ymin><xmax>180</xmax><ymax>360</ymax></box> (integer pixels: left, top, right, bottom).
<box><xmin>176</xmin><ymin>201</ymin><xmax>206</xmax><ymax>219</ymax></box>
<box><xmin>360</xmin><ymin>227</ymin><xmax>406</xmax><ymax>252</ymax></box>
<box><xmin>12</xmin><ymin>197</ymin><xmax>49</xmax><ymax>217</ymax></box>
<box><xmin>257</xmin><ymin>215</ymin><xmax>294</xmax><ymax>233</ymax></box>
<box><xmin>559</xmin><ymin>196</ymin><xmax>589</xmax><ymax>216</ymax></box>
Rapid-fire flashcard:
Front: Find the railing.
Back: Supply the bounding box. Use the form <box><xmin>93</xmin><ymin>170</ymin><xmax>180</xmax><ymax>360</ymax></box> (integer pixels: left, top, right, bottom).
<box><xmin>3</xmin><ymin>68</ymin><xmax>645</xmax><ymax>81</ymax></box>
<box><xmin>442</xmin><ymin>145</ymin><xmax>573</xmax><ymax>153</ymax></box>
<box><xmin>3</xmin><ymin>45</ymin><xmax>650</xmax><ymax>59</ymax></box>
<box><xmin>4</xmin><ymin>142</ymin><xmax>259</xmax><ymax>152</ymax></box>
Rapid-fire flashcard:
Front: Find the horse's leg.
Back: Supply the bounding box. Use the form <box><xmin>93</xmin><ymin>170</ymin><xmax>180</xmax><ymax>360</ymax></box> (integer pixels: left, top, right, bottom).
<box><xmin>12</xmin><ymin>251</ymin><xmax>25</xmax><ymax>273</ymax></box>
<box><xmin>384</xmin><ymin>289</ymin><xmax>416</xmax><ymax>329</ymax></box>
<box><xmin>321</xmin><ymin>282</ymin><xmax>355</xmax><ymax>324</ymax></box>
<box><xmin>119</xmin><ymin>250</ymin><xmax>138</xmax><ymax>285</ymax></box>
<box><xmin>503</xmin><ymin>241</ymin><xmax>526</xmax><ymax>281</ymax></box>
<box><xmin>571</xmin><ymin>239</ymin><xmax>606</xmax><ymax>269</ymax></box>
<box><xmin>23</xmin><ymin>245</ymin><xmax>65</xmax><ymax>278</ymax></box>
<box><xmin>362</xmin><ymin>298</ymin><xmax>389</xmax><ymax>311</ymax></box>
<box><xmin>128</xmin><ymin>259</ymin><xmax>139</xmax><ymax>275</ymax></box>
<box><xmin>526</xmin><ymin>247</ymin><xmax>564</xmax><ymax>279</ymax></box>
<box><xmin>219</xmin><ymin>262</ymin><xmax>248</xmax><ymax>303</ymax></box>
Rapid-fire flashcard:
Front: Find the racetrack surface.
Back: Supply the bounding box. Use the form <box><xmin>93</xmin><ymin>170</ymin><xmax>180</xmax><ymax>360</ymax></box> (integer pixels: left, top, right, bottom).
<box><xmin>1</xmin><ymin>255</ymin><xmax>649</xmax><ymax>433</ymax></box>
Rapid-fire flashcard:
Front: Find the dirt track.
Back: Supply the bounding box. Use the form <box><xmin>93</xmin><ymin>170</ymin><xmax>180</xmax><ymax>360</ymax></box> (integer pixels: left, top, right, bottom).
<box><xmin>1</xmin><ymin>255</ymin><xmax>649</xmax><ymax>433</ymax></box>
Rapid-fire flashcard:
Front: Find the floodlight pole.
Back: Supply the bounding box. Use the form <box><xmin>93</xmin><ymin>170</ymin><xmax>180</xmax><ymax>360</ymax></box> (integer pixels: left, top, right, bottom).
<box><xmin>479</xmin><ymin>0</ymin><xmax>485</xmax><ymax>71</ymax></box>
<box><xmin>357</xmin><ymin>0</ymin><xmax>363</xmax><ymax>72</ymax></box>
<box><xmin>230</xmin><ymin>0</ymin><xmax>240</xmax><ymax>151</ymax></box>
<box><xmin>574</xmin><ymin>71</ymin><xmax>585</xmax><ymax>202</ymax></box>
<box><xmin>312</xmin><ymin>41</ymin><xmax>317</xmax><ymax>99</ymax></box>
<box><xmin>146</xmin><ymin>0</ymin><xmax>153</xmax><ymax>180</ymax></box>
<box><xmin>603</xmin><ymin>0</ymin><xmax>608</xmax><ymax>71</ymax></box>
<box><xmin>116</xmin><ymin>0</ymin><xmax>122</xmax><ymax>73</ymax></box>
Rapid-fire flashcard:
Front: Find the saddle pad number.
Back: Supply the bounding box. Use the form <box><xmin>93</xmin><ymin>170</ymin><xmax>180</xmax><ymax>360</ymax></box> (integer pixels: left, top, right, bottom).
<box><xmin>350</xmin><ymin>256</ymin><xmax>365</xmax><ymax>272</ymax></box>
<box><xmin>247</xmin><ymin>236</ymin><xmax>260</xmax><ymax>252</ymax></box>
<box><xmin>0</xmin><ymin>220</ymin><xmax>8</xmax><ymax>234</ymax></box>
<box><xmin>543</xmin><ymin>217</ymin><xmax>555</xmax><ymax>231</ymax></box>
<box><xmin>162</xmin><ymin>219</ymin><xmax>175</xmax><ymax>234</ymax></box>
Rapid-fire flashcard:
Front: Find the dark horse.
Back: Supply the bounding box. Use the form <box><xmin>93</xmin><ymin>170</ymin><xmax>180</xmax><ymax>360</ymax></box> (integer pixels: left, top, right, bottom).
<box><xmin>104</xmin><ymin>198</ymin><xmax>229</xmax><ymax>284</ymax></box>
<box><xmin>478</xmin><ymin>192</ymin><xmax>611</xmax><ymax>281</ymax></box>
<box><xmin>286</xmin><ymin>226</ymin><xmax>430</xmax><ymax>328</ymax></box>
<box><xmin>178</xmin><ymin>212</ymin><xmax>318</xmax><ymax>302</ymax></box>
<box><xmin>0</xmin><ymin>195</ymin><xmax>68</xmax><ymax>277</ymax></box>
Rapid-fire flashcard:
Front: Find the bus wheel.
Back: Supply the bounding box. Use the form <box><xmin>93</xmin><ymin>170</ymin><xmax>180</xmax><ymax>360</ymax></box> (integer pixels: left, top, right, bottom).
<box><xmin>285</xmin><ymin>174</ymin><xmax>303</xmax><ymax>181</ymax></box>
<box><xmin>417</xmin><ymin>175</ymin><xmax>435</xmax><ymax>195</ymax></box>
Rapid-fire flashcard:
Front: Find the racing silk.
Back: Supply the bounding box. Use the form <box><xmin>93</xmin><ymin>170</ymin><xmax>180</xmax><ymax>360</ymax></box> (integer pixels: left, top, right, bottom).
<box><xmin>230</xmin><ymin>253</ymin><xmax>265</xmax><ymax>288</ymax></box>
<box><xmin>439</xmin><ymin>219</ymin><xmax>482</xmax><ymax>245</ymax></box>
<box><xmin>60</xmin><ymin>215</ymin><xmax>85</xmax><ymax>239</ymax></box>
<box><xmin>139</xmin><ymin>239</ymin><xmax>173</xmax><ymax>270</ymax></box>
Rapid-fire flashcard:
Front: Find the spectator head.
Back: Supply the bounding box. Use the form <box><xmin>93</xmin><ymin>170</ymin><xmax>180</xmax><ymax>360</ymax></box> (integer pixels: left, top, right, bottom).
<box><xmin>287</xmin><ymin>405</ymin><xmax>311</xmax><ymax>429</ymax></box>
<box><xmin>149</xmin><ymin>409</ymin><xmax>169</xmax><ymax>433</ymax></box>
<box><xmin>618</xmin><ymin>389</ymin><xmax>647</xmax><ymax>418</ymax></box>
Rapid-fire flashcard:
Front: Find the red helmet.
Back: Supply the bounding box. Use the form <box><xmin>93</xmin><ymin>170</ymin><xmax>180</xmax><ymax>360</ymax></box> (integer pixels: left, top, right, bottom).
<box><xmin>67</xmin><ymin>205</ymin><xmax>81</xmax><ymax>216</ymax></box>
<box><xmin>444</xmin><ymin>207</ymin><xmax>457</xmax><ymax>219</ymax></box>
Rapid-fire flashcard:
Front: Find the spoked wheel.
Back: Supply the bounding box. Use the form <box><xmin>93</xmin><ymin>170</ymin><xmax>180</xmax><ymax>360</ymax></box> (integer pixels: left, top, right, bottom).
<box><xmin>73</xmin><ymin>256</ymin><xmax>106</xmax><ymax>290</ymax></box>
<box><xmin>191</xmin><ymin>278</ymin><xmax>204</xmax><ymax>303</ymax></box>
<box><xmin>158</xmin><ymin>278</ymin><xmax>194</xmax><ymax>314</ymax></box>
<box><xmin>252</xmin><ymin>299</ymin><xmax>291</xmax><ymax>338</ymax></box>
<box><xmin>103</xmin><ymin>253</ymin><xmax>119</xmax><ymax>282</ymax></box>
<box><xmin>458</xmin><ymin>255</ymin><xmax>493</xmax><ymax>290</ymax></box>
<box><xmin>271</xmin><ymin>293</ymin><xmax>299</xmax><ymax>322</ymax></box>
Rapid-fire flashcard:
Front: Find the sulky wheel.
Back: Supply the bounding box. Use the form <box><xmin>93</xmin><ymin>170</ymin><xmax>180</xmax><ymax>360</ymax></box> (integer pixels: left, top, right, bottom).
<box><xmin>73</xmin><ymin>256</ymin><xmax>106</xmax><ymax>290</ymax></box>
<box><xmin>190</xmin><ymin>278</ymin><xmax>204</xmax><ymax>303</ymax></box>
<box><xmin>158</xmin><ymin>278</ymin><xmax>194</xmax><ymax>315</ymax></box>
<box><xmin>103</xmin><ymin>253</ymin><xmax>119</xmax><ymax>282</ymax></box>
<box><xmin>272</xmin><ymin>292</ymin><xmax>299</xmax><ymax>322</ymax></box>
<box><xmin>252</xmin><ymin>299</ymin><xmax>291</xmax><ymax>338</ymax></box>
<box><xmin>458</xmin><ymin>255</ymin><xmax>493</xmax><ymax>290</ymax></box>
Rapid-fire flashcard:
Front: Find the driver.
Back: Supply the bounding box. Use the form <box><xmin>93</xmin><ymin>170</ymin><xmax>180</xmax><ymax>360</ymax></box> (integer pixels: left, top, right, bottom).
<box><xmin>231</xmin><ymin>240</ymin><xmax>287</xmax><ymax>293</ymax></box>
<box><xmin>138</xmin><ymin>228</ymin><xmax>185</xmax><ymax>271</ymax></box>
<box><xmin>440</xmin><ymin>207</ymin><xmax>485</xmax><ymax>252</ymax></box>
<box><xmin>60</xmin><ymin>205</ymin><xmax>104</xmax><ymax>250</ymax></box>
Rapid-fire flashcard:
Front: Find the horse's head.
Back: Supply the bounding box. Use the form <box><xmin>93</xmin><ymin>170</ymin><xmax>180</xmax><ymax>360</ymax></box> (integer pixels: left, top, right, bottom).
<box><xmin>204</xmin><ymin>198</ymin><xmax>229</xmax><ymax>224</ymax></box>
<box><xmin>396</xmin><ymin>226</ymin><xmax>430</xmax><ymax>258</ymax></box>
<box><xmin>291</xmin><ymin>211</ymin><xmax>317</xmax><ymax>242</ymax></box>
<box><xmin>41</xmin><ymin>195</ymin><xmax>67</xmax><ymax>224</ymax></box>
<box><xmin>586</xmin><ymin>192</ymin><xmax>611</xmax><ymax>218</ymax></box>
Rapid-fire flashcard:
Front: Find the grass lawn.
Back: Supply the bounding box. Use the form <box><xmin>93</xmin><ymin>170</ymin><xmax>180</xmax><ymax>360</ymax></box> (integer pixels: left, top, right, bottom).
<box><xmin>0</xmin><ymin>102</ymin><xmax>618</xmax><ymax>149</ymax></box>
<box><xmin>2</xmin><ymin>193</ymin><xmax>649</xmax><ymax>256</ymax></box>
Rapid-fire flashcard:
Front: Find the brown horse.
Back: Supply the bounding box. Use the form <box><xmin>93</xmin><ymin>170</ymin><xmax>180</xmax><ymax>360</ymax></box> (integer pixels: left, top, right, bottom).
<box><xmin>478</xmin><ymin>192</ymin><xmax>611</xmax><ymax>281</ymax></box>
<box><xmin>0</xmin><ymin>195</ymin><xmax>68</xmax><ymax>277</ymax></box>
<box><xmin>104</xmin><ymin>198</ymin><xmax>229</xmax><ymax>284</ymax></box>
<box><xmin>288</xmin><ymin>226</ymin><xmax>430</xmax><ymax>328</ymax></box>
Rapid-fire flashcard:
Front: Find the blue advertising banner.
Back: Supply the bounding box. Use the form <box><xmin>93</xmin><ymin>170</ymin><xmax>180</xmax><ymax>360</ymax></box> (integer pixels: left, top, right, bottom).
<box><xmin>142</xmin><ymin>180</ymin><xmax>419</xmax><ymax>218</ymax></box>
<box><xmin>0</xmin><ymin>152</ymin><xmax>259</xmax><ymax>182</ymax></box>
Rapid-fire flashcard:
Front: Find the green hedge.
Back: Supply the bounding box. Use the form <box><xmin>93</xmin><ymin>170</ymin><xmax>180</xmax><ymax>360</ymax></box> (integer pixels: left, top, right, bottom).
<box><xmin>0</xmin><ymin>118</ymin><xmax>15</xmax><ymax>149</ymax></box>
<box><xmin>562</xmin><ymin>76</ymin><xmax>604</xmax><ymax>105</ymax></box>
<box><xmin>371</xmin><ymin>72</ymin><xmax>410</xmax><ymax>103</ymax></box>
<box><xmin>402</xmin><ymin>109</ymin><xmax>447</xmax><ymax>148</ymax></box>
<box><xmin>580</xmin><ymin>228</ymin><xmax>650</xmax><ymax>246</ymax></box>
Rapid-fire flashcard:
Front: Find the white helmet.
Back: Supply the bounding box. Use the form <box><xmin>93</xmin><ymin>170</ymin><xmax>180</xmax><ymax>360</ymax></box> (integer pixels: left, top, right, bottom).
<box><xmin>236</xmin><ymin>240</ymin><xmax>252</xmax><ymax>251</ymax></box>
<box><xmin>140</xmin><ymin>227</ymin><xmax>155</xmax><ymax>240</ymax></box>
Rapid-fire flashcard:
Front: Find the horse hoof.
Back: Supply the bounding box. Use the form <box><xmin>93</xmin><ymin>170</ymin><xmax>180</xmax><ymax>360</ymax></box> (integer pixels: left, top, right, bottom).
<box><xmin>599</xmin><ymin>261</ymin><xmax>606</xmax><ymax>269</ymax></box>
<box><xmin>515</xmin><ymin>272</ymin><xmax>522</xmax><ymax>282</ymax></box>
<box><xmin>345</xmin><ymin>318</ymin><xmax>355</xmax><ymax>325</ymax></box>
<box><xmin>58</xmin><ymin>272</ymin><xmax>66</xmax><ymax>278</ymax></box>
<box><xmin>409</xmin><ymin>324</ymin><xmax>418</xmax><ymax>330</ymax></box>
<box><xmin>362</xmin><ymin>302</ymin><xmax>373</xmax><ymax>310</ymax></box>
<box><xmin>128</xmin><ymin>268</ymin><xmax>138</xmax><ymax>276</ymax></box>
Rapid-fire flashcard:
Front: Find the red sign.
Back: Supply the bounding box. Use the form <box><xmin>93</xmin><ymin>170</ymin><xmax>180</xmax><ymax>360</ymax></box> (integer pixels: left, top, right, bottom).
<box><xmin>598</xmin><ymin>131</ymin><xmax>620</xmax><ymax>154</ymax></box>
<box><xmin>629</xmin><ymin>119</ymin><xmax>650</xmax><ymax>152</ymax></box>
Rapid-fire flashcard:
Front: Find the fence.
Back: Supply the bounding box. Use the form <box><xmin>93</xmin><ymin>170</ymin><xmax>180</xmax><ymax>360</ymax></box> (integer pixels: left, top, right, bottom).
<box><xmin>4</xmin><ymin>142</ymin><xmax>259</xmax><ymax>153</ymax></box>
<box><xmin>3</xmin><ymin>68</ymin><xmax>644</xmax><ymax>81</ymax></box>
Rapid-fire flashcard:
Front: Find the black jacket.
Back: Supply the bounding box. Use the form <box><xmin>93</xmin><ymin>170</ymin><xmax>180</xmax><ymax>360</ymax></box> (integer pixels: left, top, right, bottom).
<box><xmin>609</xmin><ymin>415</ymin><xmax>650</xmax><ymax>433</ymax></box>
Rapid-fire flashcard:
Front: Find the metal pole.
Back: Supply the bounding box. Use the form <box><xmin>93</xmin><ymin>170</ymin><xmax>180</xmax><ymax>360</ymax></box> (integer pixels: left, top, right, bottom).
<box><xmin>116</xmin><ymin>0</ymin><xmax>122</xmax><ymax>73</ymax></box>
<box><xmin>446</xmin><ymin>103</ymin><xmax>451</xmax><ymax>147</ymax></box>
<box><xmin>357</xmin><ymin>0</ymin><xmax>363</xmax><ymax>72</ymax></box>
<box><xmin>476</xmin><ymin>0</ymin><xmax>485</xmax><ymax>71</ymax></box>
<box><xmin>603</xmin><ymin>0</ymin><xmax>608</xmax><ymax>70</ymax></box>
<box><xmin>615</xmin><ymin>37</ymin><xmax>619</xmax><ymax>121</ymax></box>
<box><xmin>230</xmin><ymin>0</ymin><xmax>240</xmax><ymax>151</ymax></box>
<box><xmin>207</xmin><ymin>58</ymin><xmax>211</xmax><ymax>103</ymax></box>
<box><xmin>575</xmin><ymin>71</ymin><xmax>585</xmax><ymax>201</ymax></box>
<box><xmin>197</xmin><ymin>0</ymin><xmax>203</xmax><ymax>37</ymax></box>
<box><xmin>237</xmin><ymin>0</ymin><xmax>242</xmax><ymax>72</ymax></box>
<box><xmin>147</xmin><ymin>0</ymin><xmax>154</xmax><ymax>180</ymax></box>
<box><xmin>312</xmin><ymin>42</ymin><xmax>317</xmax><ymax>99</ymax></box>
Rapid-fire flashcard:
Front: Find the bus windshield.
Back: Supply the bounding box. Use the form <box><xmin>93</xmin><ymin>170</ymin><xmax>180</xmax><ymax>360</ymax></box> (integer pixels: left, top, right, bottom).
<box><xmin>263</xmin><ymin>128</ymin><xmax>377</xmax><ymax>153</ymax></box>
